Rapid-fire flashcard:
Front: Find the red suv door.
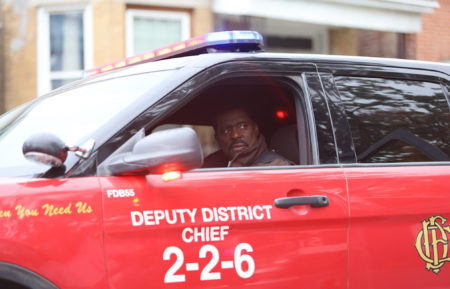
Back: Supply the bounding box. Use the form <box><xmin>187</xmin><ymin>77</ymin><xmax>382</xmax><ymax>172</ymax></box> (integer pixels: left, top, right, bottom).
<box><xmin>99</xmin><ymin>62</ymin><xmax>349</xmax><ymax>288</ymax></box>
<box><xmin>332</xmin><ymin>74</ymin><xmax>450</xmax><ymax>288</ymax></box>
<box><xmin>346</xmin><ymin>166</ymin><xmax>450</xmax><ymax>288</ymax></box>
<box><xmin>100</xmin><ymin>167</ymin><xmax>348</xmax><ymax>289</ymax></box>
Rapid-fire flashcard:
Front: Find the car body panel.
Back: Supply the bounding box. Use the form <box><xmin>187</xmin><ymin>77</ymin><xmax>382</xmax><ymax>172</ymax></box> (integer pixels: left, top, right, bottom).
<box><xmin>346</xmin><ymin>165</ymin><xmax>450</xmax><ymax>288</ymax></box>
<box><xmin>0</xmin><ymin>177</ymin><xmax>107</xmax><ymax>289</ymax></box>
<box><xmin>101</xmin><ymin>168</ymin><xmax>348</xmax><ymax>288</ymax></box>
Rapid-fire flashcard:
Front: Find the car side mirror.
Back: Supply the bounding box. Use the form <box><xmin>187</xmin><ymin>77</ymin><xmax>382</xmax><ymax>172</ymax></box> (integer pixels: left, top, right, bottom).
<box><xmin>22</xmin><ymin>133</ymin><xmax>68</xmax><ymax>167</ymax></box>
<box><xmin>105</xmin><ymin>127</ymin><xmax>204</xmax><ymax>176</ymax></box>
<box><xmin>23</xmin><ymin>133</ymin><xmax>95</xmax><ymax>168</ymax></box>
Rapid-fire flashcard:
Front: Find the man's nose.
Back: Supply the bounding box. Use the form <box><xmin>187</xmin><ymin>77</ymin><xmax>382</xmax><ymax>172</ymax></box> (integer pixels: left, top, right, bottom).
<box><xmin>231</xmin><ymin>126</ymin><xmax>242</xmax><ymax>139</ymax></box>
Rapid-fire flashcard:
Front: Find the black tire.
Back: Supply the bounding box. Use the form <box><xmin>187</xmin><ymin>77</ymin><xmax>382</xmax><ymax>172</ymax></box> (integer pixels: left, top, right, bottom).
<box><xmin>0</xmin><ymin>262</ymin><xmax>58</xmax><ymax>289</ymax></box>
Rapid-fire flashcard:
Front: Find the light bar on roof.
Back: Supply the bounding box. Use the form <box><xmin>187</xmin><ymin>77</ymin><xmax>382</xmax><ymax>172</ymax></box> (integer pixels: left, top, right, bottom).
<box><xmin>84</xmin><ymin>30</ymin><xmax>264</xmax><ymax>77</ymax></box>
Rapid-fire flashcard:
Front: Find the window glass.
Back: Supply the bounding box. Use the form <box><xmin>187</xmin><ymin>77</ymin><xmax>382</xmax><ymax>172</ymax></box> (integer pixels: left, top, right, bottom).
<box><xmin>49</xmin><ymin>11</ymin><xmax>85</xmax><ymax>90</ymax></box>
<box><xmin>133</xmin><ymin>17</ymin><xmax>182</xmax><ymax>53</ymax></box>
<box><xmin>127</xmin><ymin>10</ymin><xmax>190</xmax><ymax>56</ymax></box>
<box><xmin>335</xmin><ymin>77</ymin><xmax>450</xmax><ymax>163</ymax></box>
<box><xmin>0</xmin><ymin>69</ymin><xmax>177</xmax><ymax>177</ymax></box>
<box><xmin>51</xmin><ymin>78</ymin><xmax>79</xmax><ymax>89</ymax></box>
<box><xmin>50</xmin><ymin>12</ymin><xmax>84</xmax><ymax>72</ymax></box>
<box><xmin>38</xmin><ymin>6</ymin><xmax>91</xmax><ymax>95</ymax></box>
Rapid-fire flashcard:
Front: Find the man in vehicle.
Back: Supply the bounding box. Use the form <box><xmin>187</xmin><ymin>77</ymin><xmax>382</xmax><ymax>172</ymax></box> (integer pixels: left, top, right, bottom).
<box><xmin>203</xmin><ymin>106</ymin><xmax>293</xmax><ymax>167</ymax></box>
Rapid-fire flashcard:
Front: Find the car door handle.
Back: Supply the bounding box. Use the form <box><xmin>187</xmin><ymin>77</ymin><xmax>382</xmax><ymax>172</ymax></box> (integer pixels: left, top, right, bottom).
<box><xmin>274</xmin><ymin>196</ymin><xmax>329</xmax><ymax>208</ymax></box>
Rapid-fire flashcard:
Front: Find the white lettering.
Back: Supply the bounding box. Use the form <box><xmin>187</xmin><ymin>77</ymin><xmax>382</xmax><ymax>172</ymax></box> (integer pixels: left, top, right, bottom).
<box><xmin>263</xmin><ymin>205</ymin><xmax>272</xmax><ymax>219</ymax></box>
<box><xmin>227</xmin><ymin>207</ymin><xmax>237</xmax><ymax>221</ymax></box>
<box><xmin>107</xmin><ymin>189</ymin><xmax>136</xmax><ymax>198</ymax></box>
<box><xmin>252</xmin><ymin>205</ymin><xmax>264</xmax><ymax>220</ymax></box>
<box><xmin>130</xmin><ymin>206</ymin><xmax>272</xmax><ymax>227</ymax></box>
<box><xmin>143</xmin><ymin>210</ymin><xmax>155</xmax><ymax>225</ymax></box>
<box><xmin>165</xmin><ymin>209</ymin><xmax>177</xmax><ymax>224</ymax></box>
<box><xmin>221</xmin><ymin>225</ymin><xmax>229</xmax><ymax>239</ymax></box>
<box><xmin>154</xmin><ymin>210</ymin><xmax>165</xmax><ymax>225</ymax></box>
<box><xmin>202</xmin><ymin>208</ymin><xmax>214</xmax><ymax>222</ymax></box>
<box><xmin>237</xmin><ymin>207</ymin><xmax>249</xmax><ymax>220</ymax></box>
<box><xmin>163</xmin><ymin>242</ymin><xmax>255</xmax><ymax>283</ymax></box>
<box><xmin>177</xmin><ymin>209</ymin><xmax>187</xmax><ymax>223</ymax></box>
<box><xmin>186</xmin><ymin>208</ymin><xmax>197</xmax><ymax>223</ymax></box>
<box><xmin>182</xmin><ymin>227</ymin><xmax>193</xmax><ymax>243</ymax></box>
<box><xmin>181</xmin><ymin>226</ymin><xmax>229</xmax><ymax>243</ymax></box>
<box><xmin>131</xmin><ymin>211</ymin><xmax>143</xmax><ymax>226</ymax></box>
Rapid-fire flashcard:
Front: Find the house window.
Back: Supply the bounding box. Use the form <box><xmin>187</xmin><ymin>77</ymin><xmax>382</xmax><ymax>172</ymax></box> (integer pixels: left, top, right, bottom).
<box><xmin>37</xmin><ymin>5</ymin><xmax>92</xmax><ymax>96</ymax></box>
<box><xmin>126</xmin><ymin>9</ymin><xmax>190</xmax><ymax>56</ymax></box>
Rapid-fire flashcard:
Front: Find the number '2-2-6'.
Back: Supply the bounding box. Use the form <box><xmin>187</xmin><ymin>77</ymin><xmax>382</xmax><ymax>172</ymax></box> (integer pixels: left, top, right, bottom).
<box><xmin>163</xmin><ymin>243</ymin><xmax>255</xmax><ymax>283</ymax></box>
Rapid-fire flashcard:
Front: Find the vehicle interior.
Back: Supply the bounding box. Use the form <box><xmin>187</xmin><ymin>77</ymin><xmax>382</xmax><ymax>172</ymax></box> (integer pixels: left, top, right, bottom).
<box><xmin>151</xmin><ymin>75</ymin><xmax>311</xmax><ymax>167</ymax></box>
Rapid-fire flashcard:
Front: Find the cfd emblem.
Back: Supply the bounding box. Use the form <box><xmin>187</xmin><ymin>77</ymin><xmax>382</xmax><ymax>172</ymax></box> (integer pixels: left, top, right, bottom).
<box><xmin>415</xmin><ymin>216</ymin><xmax>450</xmax><ymax>274</ymax></box>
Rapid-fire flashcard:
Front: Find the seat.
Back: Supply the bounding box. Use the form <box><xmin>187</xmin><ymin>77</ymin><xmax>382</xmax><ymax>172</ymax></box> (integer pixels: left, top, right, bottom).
<box><xmin>269</xmin><ymin>125</ymin><xmax>299</xmax><ymax>164</ymax></box>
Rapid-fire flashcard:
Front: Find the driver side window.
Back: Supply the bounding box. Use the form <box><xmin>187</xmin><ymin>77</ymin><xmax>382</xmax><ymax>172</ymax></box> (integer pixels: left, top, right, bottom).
<box><xmin>152</xmin><ymin>75</ymin><xmax>310</xmax><ymax>168</ymax></box>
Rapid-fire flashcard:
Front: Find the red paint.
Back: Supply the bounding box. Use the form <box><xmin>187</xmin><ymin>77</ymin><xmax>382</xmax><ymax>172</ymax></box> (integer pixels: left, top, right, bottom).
<box><xmin>346</xmin><ymin>165</ymin><xmax>450</xmax><ymax>289</ymax></box>
<box><xmin>0</xmin><ymin>165</ymin><xmax>449</xmax><ymax>288</ymax></box>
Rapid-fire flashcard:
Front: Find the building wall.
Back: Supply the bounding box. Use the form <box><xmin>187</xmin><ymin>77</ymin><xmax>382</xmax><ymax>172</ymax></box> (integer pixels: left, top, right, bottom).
<box><xmin>358</xmin><ymin>30</ymin><xmax>400</xmax><ymax>58</ymax></box>
<box><xmin>353</xmin><ymin>1</ymin><xmax>449</xmax><ymax>62</ymax></box>
<box><xmin>416</xmin><ymin>0</ymin><xmax>450</xmax><ymax>62</ymax></box>
<box><xmin>192</xmin><ymin>4</ymin><xmax>213</xmax><ymax>36</ymax></box>
<box><xmin>2</xmin><ymin>1</ymin><xmax>37</xmax><ymax>112</ymax></box>
<box><xmin>92</xmin><ymin>0</ymin><xmax>126</xmax><ymax>67</ymax></box>
<box><xmin>329</xmin><ymin>28</ymin><xmax>358</xmax><ymax>56</ymax></box>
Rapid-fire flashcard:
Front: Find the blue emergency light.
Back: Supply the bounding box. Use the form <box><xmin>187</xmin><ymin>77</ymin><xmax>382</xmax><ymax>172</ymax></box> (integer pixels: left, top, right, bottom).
<box><xmin>85</xmin><ymin>31</ymin><xmax>264</xmax><ymax>77</ymax></box>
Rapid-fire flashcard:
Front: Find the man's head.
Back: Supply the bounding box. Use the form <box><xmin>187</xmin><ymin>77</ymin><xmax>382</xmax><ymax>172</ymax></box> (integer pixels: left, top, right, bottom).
<box><xmin>214</xmin><ymin>107</ymin><xmax>260</xmax><ymax>160</ymax></box>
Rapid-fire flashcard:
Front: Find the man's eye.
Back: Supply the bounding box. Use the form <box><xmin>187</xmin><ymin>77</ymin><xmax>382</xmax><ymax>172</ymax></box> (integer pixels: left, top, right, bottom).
<box><xmin>239</xmin><ymin>123</ymin><xmax>247</xmax><ymax>129</ymax></box>
<box><xmin>223</xmin><ymin>128</ymin><xmax>232</xmax><ymax>134</ymax></box>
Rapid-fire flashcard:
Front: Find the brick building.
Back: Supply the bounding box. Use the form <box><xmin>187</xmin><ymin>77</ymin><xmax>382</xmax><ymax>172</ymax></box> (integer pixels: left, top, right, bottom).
<box><xmin>0</xmin><ymin>0</ymin><xmax>448</xmax><ymax>113</ymax></box>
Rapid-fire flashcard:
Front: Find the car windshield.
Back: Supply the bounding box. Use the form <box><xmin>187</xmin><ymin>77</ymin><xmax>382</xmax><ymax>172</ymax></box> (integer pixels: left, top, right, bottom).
<box><xmin>0</xmin><ymin>67</ymin><xmax>178</xmax><ymax>177</ymax></box>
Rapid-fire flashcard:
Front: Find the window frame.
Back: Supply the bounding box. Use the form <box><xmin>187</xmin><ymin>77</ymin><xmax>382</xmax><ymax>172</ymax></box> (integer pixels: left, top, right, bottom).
<box><xmin>93</xmin><ymin>61</ymin><xmax>327</xmax><ymax>176</ymax></box>
<box><xmin>37</xmin><ymin>4</ymin><xmax>93</xmax><ymax>96</ymax></box>
<box><xmin>125</xmin><ymin>8</ymin><xmax>190</xmax><ymax>57</ymax></box>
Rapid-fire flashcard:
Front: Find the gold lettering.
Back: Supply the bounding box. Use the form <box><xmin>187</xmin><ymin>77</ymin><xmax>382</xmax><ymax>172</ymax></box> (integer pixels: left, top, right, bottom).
<box><xmin>0</xmin><ymin>210</ymin><xmax>12</xmax><ymax>218</ymax></box>
<box><xmin>75</xmin><ymin>202</ymin><xmax>93</xmax><ymax>214</ymax></box>
<box><xmin>15</xmin><ymin>205</ymin><xmax>39</xmax><ymax>219</ymax></box>
<box><xmin>41</xmin><ymin>203</ymin><xmax>73</xmax><ymax>216</ymax></box>
<box><xmin>416</xmin><ymin>215</ymin><xmax>450</xmax><ymax>274</ymax></box>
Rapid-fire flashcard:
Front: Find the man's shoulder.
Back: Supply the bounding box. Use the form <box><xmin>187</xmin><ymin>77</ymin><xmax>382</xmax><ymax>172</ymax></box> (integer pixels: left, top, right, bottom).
<box><xmin>253</xmin><ymin>150</ymin><xmax>294</xmax><ymax>166</ymax></box>
<box><xmin>203</xmin><ymin>150</ymin><xmax>228</xmax><ymax>168</ymax></box>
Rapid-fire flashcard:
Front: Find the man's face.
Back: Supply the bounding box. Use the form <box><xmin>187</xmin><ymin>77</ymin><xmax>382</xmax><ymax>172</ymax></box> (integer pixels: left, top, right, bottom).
<box><xmin>215</xmin><ymin>108</ymin><xmax>259</xmax><ymax>159</ymax></box>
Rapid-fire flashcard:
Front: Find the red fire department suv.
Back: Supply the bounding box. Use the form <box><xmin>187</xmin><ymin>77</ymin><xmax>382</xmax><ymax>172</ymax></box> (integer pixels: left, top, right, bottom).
<box><xmin>0</xmin><ymin>31</ymin><xmax>449</xmax><ymax>289</ymax></box>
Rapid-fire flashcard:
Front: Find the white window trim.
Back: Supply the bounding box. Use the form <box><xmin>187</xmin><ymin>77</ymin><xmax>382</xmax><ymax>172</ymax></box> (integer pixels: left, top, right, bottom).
<box><xmin>126</xmin><ymin>9</ymin><xmax>190</xmax><ymax>57</ymax></box>
<box><xmin>37</xmin><ymin>4</ymin><xmax>93</xmax><ymax>96</ymax></box>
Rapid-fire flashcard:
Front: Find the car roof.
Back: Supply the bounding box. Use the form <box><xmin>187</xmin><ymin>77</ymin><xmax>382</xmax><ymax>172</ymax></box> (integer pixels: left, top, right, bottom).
<box><xmin>183</xmin><ymin>52</ymin><xmax>450</xmax><ymax>76</ymax></box>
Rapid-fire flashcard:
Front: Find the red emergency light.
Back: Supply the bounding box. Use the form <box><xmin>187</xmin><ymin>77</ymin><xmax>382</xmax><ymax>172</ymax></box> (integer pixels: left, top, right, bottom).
<box><xmin>276</xmin><ymin>109</ymin><xmax>289</xmax><ymax>120</ymax></box>
<box><xmin>85</xmin><ymin>31</ymin><xmax>264</xmax><ymax>77</ymax></box>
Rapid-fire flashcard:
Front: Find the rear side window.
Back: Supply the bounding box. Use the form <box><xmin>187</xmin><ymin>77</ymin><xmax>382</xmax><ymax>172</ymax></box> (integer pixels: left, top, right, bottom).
<box><xmin>335</xmin><ymin>77</ymin><xmax>450</xmax><ymax>163</ymax></box>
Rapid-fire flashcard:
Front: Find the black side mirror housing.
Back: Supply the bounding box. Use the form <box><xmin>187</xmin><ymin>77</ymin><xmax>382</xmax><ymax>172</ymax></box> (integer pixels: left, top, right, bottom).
<box><xmin>22</xmin><ymin>133</ymin><xmax>68</xmax><ymax>167</ymax></box>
